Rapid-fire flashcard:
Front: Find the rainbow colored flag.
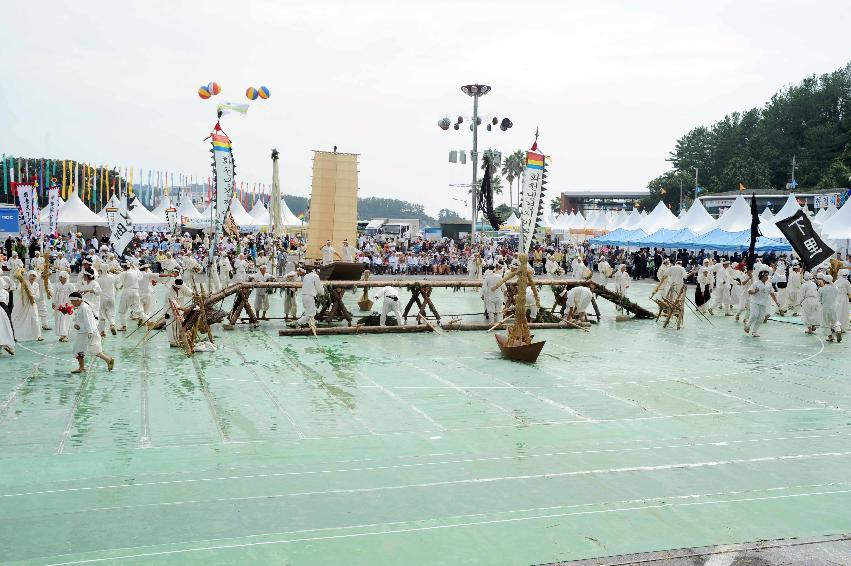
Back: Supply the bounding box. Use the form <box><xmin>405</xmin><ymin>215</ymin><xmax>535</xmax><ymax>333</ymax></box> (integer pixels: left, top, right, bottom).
<box><xmin>212</xmin><ymin>134</ymin><xmax>232</xmax><ymax>153</ymax></box>
<box><xmin>526</xmin><ymin>152</ymin><xmax>545</xmax><ymax>170</ymax></box>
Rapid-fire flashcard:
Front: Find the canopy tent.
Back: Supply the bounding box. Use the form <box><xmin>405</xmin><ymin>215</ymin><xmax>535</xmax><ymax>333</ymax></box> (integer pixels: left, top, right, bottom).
<box><xmin>772</xmin><ymin>194</ymin><xmax>802</xmax><ymax>222</ymax></box>
<box><xmin>280</xmin><ymin>198</ymin><xmax>303</xmax><ymax>227</ymax></box>
<box><xmin>675</xmin><ymin>228</ymin><xmax>790</xmax><ymax>252</ymax></box>
<box><xmin>638</xmin><ymin>201</ymin><xmax>679</xmax><ymax>233</ymax></box>
<box><xmin>151</xmin><ymin>196</ymin><xmax>173</xmax><ymax>219</ymax></box>
<box><xmin>640</xmin><ymin>210</ymin><xmax>648</xmax><ymax>217</ymax></box>
<box><xmin>248</xmin><ymin>200</ymin><xmax>269</xmax><ymax>221</ymax></box>
<box><xmin>48</xmin><ymin>191</ymin><xmax>108</xmax><ymax>227</ymax></box>
<box><xmin>588</xmin><ymin>228</ymin><xmax>647</xmax><ymax>246</ymax></box>
<box><xmin>230</xmin><ymin>198</ymin><xmax>260</xmax><ymax>231</ymax></box>
<box><xmin>820</xmin><ymin>198</ymin><xmax>851</xmax><ymax>240</ymax></box>
<box><xmin>671</xmin><ymin>199</ymin><xmax>714</xmax><ymax>233</ymax></box>
<box><xmin>813</xmin><ymin>202</ymin><xmax>838</xmax><ymax>225</ymax></box>
<box><xmin>632</xmin><ymin>228</ymin><xmax>697</xmax><ymax>248</ymax></box>
<box><xmin>706</xmin><ymin>195</ymin><xmax>752</xmax><ymax>232</ymax></box>
<box><xmin>97</xmin><ymin>194</ymin><xmax>120</xmax><ymax>217</ymax></box>
<box><xmin>176</xmin><ymin>197</ymin><xmax>207</xmax><ymax>228</ymax></box>
<box><xmin>500</xmin><ymin>212</ymin><xmax>521</xmax><ymax>230</ymax></box>
<box><xmin>760</xmin><ymin>207</ymin><xmax>774</xmax><ymax>222</ymax></box>
<box><xmin>568</xmin><ymin>211</ymin><xmax>587</xmax><ymax>231</ymax></box>
<box><xmin>621</xmin><ymin>209</ymin><xmax>644</xmax><ymax>230</ymax></box>
<box><xmin>128</xmin><ymin>200</ymin><xmax>168</xmax><ymax>231</ymax></box>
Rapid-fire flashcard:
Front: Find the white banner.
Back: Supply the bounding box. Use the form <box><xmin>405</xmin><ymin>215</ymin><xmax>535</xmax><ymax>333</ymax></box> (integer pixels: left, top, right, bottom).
<box><xmin>519</xmin><ymin>150</ymin><xmax>546</xmax><ymax>254</ymax></box>
<box><xmin>47</xmin><ymin>186</ymin><xmax>61</xmax><ymax>236</ymax></box>
<box><xmin>110</xmin><ymin>195</ymin><xmax>135</xmax><ymax>256</ymax></box>
<box><xmin>165</xmin><ymin>207</ymin><xmax>178</xmax><ymax>234</ymax></box>
<box><xmin>16</xmin><ymin>183</ymin><xmax>37</xmax><ymax>241</ymax></box>
<box><xmin>211</xmin><ymin>133</ymin><xmax>235</xmax><ymax>239</ymax></box>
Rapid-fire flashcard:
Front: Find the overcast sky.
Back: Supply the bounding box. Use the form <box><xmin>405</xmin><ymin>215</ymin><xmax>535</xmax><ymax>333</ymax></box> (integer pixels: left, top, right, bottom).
<box><xmin>2</xmin><ymin>0</ymin><xmax>849</xmax><ymax>216</ymax></box>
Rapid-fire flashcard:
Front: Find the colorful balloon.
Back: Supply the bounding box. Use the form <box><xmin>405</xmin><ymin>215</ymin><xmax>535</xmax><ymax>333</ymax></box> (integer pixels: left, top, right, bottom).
<box><xmin>258</xmin><ymin>86</ymin><xmax>270</xmax><ymax>99</ymax></box>
<box><xmin>245</xmin><ymin>87</ymin><xmax>258</xmax><ymax>100</ymax></box>
<box><xmin>209</xmin><ymin>81</ymin><xmax>221</xmax><ymax>95</ymax></box>
<box><xmin>198</xmin><ymin>86</ymin><xmax>212</xmax><ymax>99</ymax></box>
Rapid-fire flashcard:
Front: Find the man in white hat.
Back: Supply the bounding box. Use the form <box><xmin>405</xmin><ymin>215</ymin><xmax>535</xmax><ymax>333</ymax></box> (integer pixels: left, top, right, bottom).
<box><xmin>340</xmin><ymin>239</ymin><xmax>356</xmax><ymax>263</ymax></box>
<box><xmin>69</xmin><ymin>291</ymin><xmax>114</xmax><ymax>373</ymax></box>
<box><xmin>481</xmin><ymin>268</ymin><xmax>505</xmax><ymax>323</ymax></box>
<box><xmin>98</xmin><ymin>265</ymin><xmax>119</xmax><ymax>337</ymax></box>
<box><xmin>138</xmin><ymin>263</ymin><xmax>157</xmax><ymax>321</ymax></box>
<box><xmin>163</xmin><ymin>277</ymin><xmax>193</xmax><ymax>347</ymax></box>
<box><xmin>320</xmin><ymin>240</ymin><xmax>340</xmax><ymax>266</ymax></box>
<box><xmin>563</xmin><ymin>285</ymin><xmax>593</xmax><ymax>323</ymax></box>
<box><xmin>817</xmin><ymin>273</ymin><xmax>842</xmax><ymax>342</ymax></box>
<box><xmin>282</xmin><ymin>271</ymin><xmax>298</xmax><ymax>320</ymax></box>
<box><xmin>744</xmin><ymin>269</ymin><xmax>779</xmax><ymax>338</ymax></box>
<box><xmin>52</xmin><ymin>271</ymin><xmax>75</xmax><ymax>342</ymax></box>
<box><xmin>374</xmin><ymin>285</ymin><xmax>403</xmax><ymax>326</ymax></box>
<box><xmin>251</xmin><ymin>264</ymin><xmax>274</xmax><ymax>320</ymax></box>
<box><xmin>800</xmin><ymin>271</ymin><xmax>820</xmax><ymax>334</ymax></box>
<box><xmin>116</xmin><ymin>262</ymin><xmax>143</xmax><ymax>331</ymax></box>
<box><xmin>781</xmin><ymin>262</ymin><xmax>803</xmax><ymax>316</ymax></box>
<box><xmin>836</xmin><ymin>269</ymin><xmax>850</xmax><ymax>335</ymax></box>
<box><xmin>294</xmin><ymin>266</ymin><xmax>324</xmax><ymax>327</ymax></box>
<box><xmin>613</xmin><ymin>264</ymin><xmax>631</xmax><ymax>312</ymax></box>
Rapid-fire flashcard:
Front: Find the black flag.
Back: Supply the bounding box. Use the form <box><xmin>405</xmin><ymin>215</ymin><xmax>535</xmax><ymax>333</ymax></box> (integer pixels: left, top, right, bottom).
<box><xmin>775</xmin><ymin>209</ymin><xmax>835</xmax><ymax>271</ymax></box>
<box><xmin>746</xmin><ymin>193</ymin><xmax>761</xmax><ymax>272</ymax></box>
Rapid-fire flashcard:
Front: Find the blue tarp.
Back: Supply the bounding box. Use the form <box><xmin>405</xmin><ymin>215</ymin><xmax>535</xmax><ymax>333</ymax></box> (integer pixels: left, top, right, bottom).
<box><xmin>589</xmin><ymin>226</ymin><xmax>792</xmax><ymax>252</ymax></box>
<box><xmin>588</xmin><ymin>228</ymin><xmax>646</xmax><ymax>246</ymax></box>
<box><xmin>632</xmin><ymin>228</ymin><xmax>697</xmax><ymax>248</ymax></box>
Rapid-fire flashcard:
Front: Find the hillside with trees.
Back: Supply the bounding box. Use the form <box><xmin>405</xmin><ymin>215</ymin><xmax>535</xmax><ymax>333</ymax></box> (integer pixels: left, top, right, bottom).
<box><xmin>644</xmin><ymin>62</ymin><xmax>851</xmax><ymax>212</ymax></box>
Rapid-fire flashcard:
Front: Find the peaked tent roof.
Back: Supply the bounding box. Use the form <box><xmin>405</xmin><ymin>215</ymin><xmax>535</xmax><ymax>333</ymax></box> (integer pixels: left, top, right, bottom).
<box><xmin>671</xmin><ymin>199</ymin><xmax>714</xmax><ymax>232</ymax></box>
<box><xmin>760</xmin><ymin>207</ymin><xmax>774</xmax><ymax>222</ymax></box>
<box><xmin>706</xmin><ymin>195</ymin><xmax>752</xmax><ymax>232</ymax></box>
<box><xmin>569</xmin><ymin>211</ymin><xmax>587</xmax><ymax>230</ymax></box>
<box><xmin>638</xmin><ymin>201</ymin><xmax>679</xmax><ymax>233</ymax></box>
<box><xmin>248</xmin><ymin>199</ymin><xmax>269</xmax><ymax>220</ymax></box>
<box><xmin>151</xmin><ymin>196</ymin><xmax>173</xmax><ymax>219</ymax></box>
<box><xmin>280</xmin><ymin>198</ymin><xmax>303</xmax><ymax>227</ymax></box>
<box><xmin>176</xmin><ymin>197</ymin><xmax>205</xmax><ymax>221</ymax></box>
<box><xmin>128</xmin><ymin>200</ymin><xmax>168</xmax><ymax>231</ymax></box>
<box><xmin>632</xmin><ymin>228</ymin><xmax>697</xmax><ymax>248</ymax></box>
<box><xmin>621</xmin><ymin>208</ymin><xmax>644</xmax><ymax>230</ymax></box>
<box><xmin>502</xmin><ymin>212</ymin><xmax>521</xmax><ymax>227</ymax></box>
<box><xmin>772</xmin><ymin>194</ymin><xmax>802</xmax><ymax>222</ymax></box>
<box><xmin>97</xmin><ymin>194</ymin><xmax>121</xmax><ymax>217</ymax></box>
<box><xmin>53</xmin><ymin>191</ymin><xmax>108</xmax><ymax>227</ymax></box>
<box><xmin>820</xmin><ymin>197</ymin><xmax>851</xmax><ymax>240</ymax></box>
<box><xmin>230</xmin><ymin>198</ymin><xmax>259</xmax><ymax>229</ymax></box>
<box><xmin>588</xmin><ymin>227</ymin><xmax>647</xmax><ymax>246</ymax></box>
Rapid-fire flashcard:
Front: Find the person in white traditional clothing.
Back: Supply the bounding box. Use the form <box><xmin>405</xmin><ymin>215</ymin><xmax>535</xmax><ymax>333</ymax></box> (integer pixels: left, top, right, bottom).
<box><xmin>374</xmin><ymin>285</ymin><xmax>403</xmax><ymax>326</ymax></box>
<box><xmin>340</xmin><ymin>239</ymin><xmax>356</xmax><ymax>262</ymax></box>
<box><xmin>482</xmin><ymin>268</ymin><xmax>505</xmax><ymax>322</ymax></box>
<box><xmin>69</xmin><ymin>291</ymin><xmax>114</xmax><ymax>373</ymax></box>
<box><xmin>160</xmin><ymin>251</ymin><xmax>178</xmax><ymax>275</ymax></box>
<box><xmin>54</xmin><ymin>251</ymin><xmax>70</xmax><ymax>278</ymax></box>
<box><xmin>320</xmin><ymin>240</ymin><xmax>340</xmax><ymax>266</ymax></box>
<box><xmin>52</xmin><ymin>271</ymin><xmax>75</xmax><ymax>342</ymax></box>
<box><xmin>295</xmin><ymin>267</ymin><xmax>324</xmax><ymax>326</ymax></box>
<box><xmin>116</xmin><ymin>263</ymin><xmax>143</xmax><ymax>331</ymax></box>
<box><xmin>571</xmin><ymin>256</ymin><xmax>585</xmax><ymax>280</ymax></box>
<box><xmin>12</xmin><ymin>270</ymin><xmax>42</xmax><ymax>341</ymax></box>
<box><xmin>711</xmin><ymin>259</ymin><xmax>735</xmax><ymax>315</ymax></box>
<box><xmin>545</xmin><ymin>255</ymin><xmax>564</xmax><ymax>276</ymax></box>
<box><xmin>78</xmin><ymin>269</ymin><xmax>102</xmax><ymax>323</ymax></box>
<box><xmin>770</xmin><ymin>259</ymin><xmax>788</xmax><ymax>309</ymax></box>
<box><xmin>219</xmin><ymin>254</ymin><xmax>233</xmax><ymax>288</ymax></box>
<box><xmin>251</xmin><ymin>265</ymin><xmax>274</xmax><ymax>319</ymax></box>
<box><xmin>207</xmin><ymin>255</ymin><xmax>222</xmax><ymax>294</ymax></box>
<box><xmin>695</xmin><ymin>266</ymin><xmax>714</xmax><ymax>314</ymax></box>
<box><xmin>817</xmin><ymin>274</ymin><xmax>842</xmax><ymax>343</ymax></box>
<box><xmin>98</xmin><ymin>267</ymin><xmax>118</xmax><ymax>337</ymax></box>
<box><xmin>800</xmin><ymin>272</ymin><xmax>820</xmax><ymax>334</ymax></box>
<box><xmin>744</xmin><ymin>270</ymin><xmax>779</xmax><ymax>338</ymax></box>
<box><xmin>836</xmin><ymin>269</ymin><xmax>850</xmax><ymax>334</ymax></box>
<box><xmin>233</xmin><ymin>253</ymin><xmax>249</xmax><ymax>283</ymax></box>
<box><xmin>563</xmin><ymin>285</ymin><xmax>593</xmax><ymax>322</ymax></box>
<box><xmin>6</xmin><ymin>252</ymin><xmax>24</xmax><ymax>275</ymax></box>
<box><xmin>163</xmin><ymin>278</ymin><xmax>193</xmax><ymax>347</ymax></box>
<box><xmin>181</xmin><ymin>252</ymin><xmax>202</xmax><ymax>289</ymax></box>
<box><xmin>0</xmin><ymin>277</ymin><xmax>15</xmax><ymax>354</ymax></box>
<box><xmin>666</xmin><ymin>260</ymin><xmax>687</xmax><ymax>299</ymax></box>
<box><xmin>138</xmin><ymin>263</ymin><xmax>157</xmax><ymax>320</ymax></box>
<box><xmin>282</xmin><ymin>271</ymin><xmax>298</xmax><ymax>320</ymax></box>
<box><xmin>31</xmin><ymin>251</ymin><xmax>52</xmax><ymax>329</ymax></box>
<box><xmin>613</xmin><ymin>264</ymin><xmax>631</xmax><ymax>313</ymax></box>
<box><xmin>781</xmin><ymin>262</ymin><xmax>803</xmax><ymax>316</ymax></box>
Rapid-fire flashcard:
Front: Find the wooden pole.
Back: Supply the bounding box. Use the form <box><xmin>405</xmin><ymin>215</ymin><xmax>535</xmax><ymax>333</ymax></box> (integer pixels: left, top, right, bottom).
<box><xmin>277</xmin><ymin>321</ymin><xmax>583</xmax><ymax>336</ymax></box>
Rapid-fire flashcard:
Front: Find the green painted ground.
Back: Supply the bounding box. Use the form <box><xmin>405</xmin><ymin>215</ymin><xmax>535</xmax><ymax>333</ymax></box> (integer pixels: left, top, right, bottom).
<box><xmin>1</xmin><ymin>281</ymin><xmax>850</xmax><ymax>565</ymax></box>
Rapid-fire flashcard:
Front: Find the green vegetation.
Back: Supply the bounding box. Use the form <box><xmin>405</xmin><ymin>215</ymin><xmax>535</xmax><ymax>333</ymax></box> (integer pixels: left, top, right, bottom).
<box><xmin>647</xmin><ymin>62</ymin><xmax>851</xmax><ymax>211</ymax></box>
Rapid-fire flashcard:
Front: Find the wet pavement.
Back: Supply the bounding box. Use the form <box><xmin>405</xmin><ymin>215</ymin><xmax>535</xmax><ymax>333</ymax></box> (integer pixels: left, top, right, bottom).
<box><xmin>1</xmin><ymin>280</ymin><xmax>850</xmax><ymax>565</ymax></box>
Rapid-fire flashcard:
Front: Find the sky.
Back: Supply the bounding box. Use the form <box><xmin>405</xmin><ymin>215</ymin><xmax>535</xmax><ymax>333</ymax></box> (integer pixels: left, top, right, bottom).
<box><xmin>2</xmin><ymin>0</ymin><xmax>849</xmax><ymax>217</ymax></box>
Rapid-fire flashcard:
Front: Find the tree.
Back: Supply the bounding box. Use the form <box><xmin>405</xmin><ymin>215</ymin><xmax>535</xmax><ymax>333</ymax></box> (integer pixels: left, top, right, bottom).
<box><xmin>501</xmin><ymin>150</ymin><xmax>524</xmax><ymax>210</ymax></box>
<box><xmin>437</xmin><ymin>208</ymin><xmax>462</xmax><ymax>221</ymax></box>
<box><xmin>467</xmin><ymin>175</ymin><xmax>503</xmax><ymax>196</ymax></box>
<box><xmin>643</xmin><ymin>170</ymin><xmax>695</xmax><ymax>215</ymax></box>
<box><xmin>494</xmin><ymin>203</ymin><xmax>512</xmax><ymax>222</ymax></box>
<box><xmin>549</xmin><ymin>196</ymin><xmax>560</xmax><ymax>213</ymax></box>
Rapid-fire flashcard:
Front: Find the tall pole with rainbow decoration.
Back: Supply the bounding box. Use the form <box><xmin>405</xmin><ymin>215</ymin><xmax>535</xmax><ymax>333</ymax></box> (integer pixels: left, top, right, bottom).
<box><xmin>207</xmin><ymin>109</ymin><xmax>236</xmax><ymax>269</ymax></box>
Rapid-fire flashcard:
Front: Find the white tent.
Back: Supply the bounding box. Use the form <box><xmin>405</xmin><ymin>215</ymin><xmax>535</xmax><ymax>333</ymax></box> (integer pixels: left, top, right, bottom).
<box><xmin>51</xmin><ymin>191</ymin><xmax>108</xmax><ymax>227</ymax></box>
<box><xmin>40</xmin><ymin>197</ymin><xmax>64</xmax><ymax>219</ymax></box>
<box><xmin>176</xmin><ymin>197</ymin><xmax>207</xmax><ymax>228</ymax></box>
<box><xmin>760</xmin><ymin>207</ymin><xmax>774</xmax><ymax>222</ymax></box>
<box><xmin>128</xmin><ymin>201</ymin><xmax>168</xmax><ymax>231</ymax></box>
<box><xmin>570</xmin><ymin>211</ymin><xmax>587</xmax><ymax>230</ymax></box>
<box><xmin>622</xmin><ymin>208</ymin><xmax>644</xmax><ymax>230</ymax></box>
<box><xmin>97</xmin><ymin>194</ymin><xmax>120</xmax><ymax>217</ymax></box>
<box><xmin>638</xmin><ymin>201</ymin><xmax>679</xmax><ymax>233</ymax></box>
<box><xmin>248</xmin><ymin>199</ymin><xmax>269</xmax><ymax>221</ymax></box>
<box><xmin>280</xmin><ymin>198</ymin><xmax>303</xmax><ymax>227</ymax></box>
<box><xmin>151</xmin><ymin>196</ymin><xmax>173</xmax><ymax>219</ymax></box>
<box><xmin>672</xmin><ymin>199</ymin><xmax>714</xmax><ymax>232</ymax></box>
<box><xmin>772</xmin><ymin>194</ymin><xmax>802</xmax><ymax>222</ymax></box>
<box><xmin>230</xmin><ymin>198</ymin><xmax>259</xmax><ymax>230</ymax></box>
<box><xmin>705</xmin><ymin>195</ymin><xmax>753</xmax><ymax>232</ymax></box>
<box><xmin>501</xmin><ymin>212</ymin><xmax>521</xmax><ymax>229</ymax></box>
<box><xmin>820</xmin><ymin>198</ymin><xmax>851</xmax><ymax>240</ymax></box>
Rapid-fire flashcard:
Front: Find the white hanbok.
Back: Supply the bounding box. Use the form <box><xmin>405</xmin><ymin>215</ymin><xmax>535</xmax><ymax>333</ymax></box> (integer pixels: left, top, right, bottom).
<box><xmin>72</xmin><ymin>301</ymin><xmax>102</xmax><ymax>356</ymax></box>
<box><xmin>11</xmin><ymin>279</ymin><xmax>42</xmax><ymax>341</ymax></box>
<box><xmin>0</xmin><ymin>285</ymin><xmax>14</xmax><ymax>348</ymax></box>
<box><xmin>53</xmin><ymin>281</ymin><xmax>76</xmax><ymax>338</ymax></box>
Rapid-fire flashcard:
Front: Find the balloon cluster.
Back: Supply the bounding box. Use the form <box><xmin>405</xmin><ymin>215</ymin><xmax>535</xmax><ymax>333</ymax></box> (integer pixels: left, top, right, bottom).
<box><xmin>246</xmin><ymin>86</ymin><xmax>271</xmax><ymax>100</ymax></box>
<box><xmin>198</xmin><ymin>81</ymin><xmax>222</xmax><ymax>99</ymax></box>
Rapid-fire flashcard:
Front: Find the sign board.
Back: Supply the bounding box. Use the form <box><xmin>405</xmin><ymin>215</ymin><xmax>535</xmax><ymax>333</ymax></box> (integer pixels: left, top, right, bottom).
<box><xmin>0</xmin><ymin>206</ymin><xmax>19</xmax><ymax>234</ymax></box>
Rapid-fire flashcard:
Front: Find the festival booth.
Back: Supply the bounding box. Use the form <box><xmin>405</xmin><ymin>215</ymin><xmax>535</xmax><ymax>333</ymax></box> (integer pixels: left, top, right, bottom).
<box><xmin>176</xmin><ymin>197</ymin><xmax>208</xmax><ymax>229</ymax></box>
<box><xmin>760</xmin><ymin>207</ymin><xmax>774</xmax><ymax>223</ymax></box>
<box><xmin>128</xmin><ymin>201</ymin><xmax>169</xmax><ymax>232</ymax></box>
<box><xmin>249</xmin><ymin>200</ymin><xmax>270</xmax><ymax>225</ymax></box>
<box><xmin>819</xmin><ymin>198</ymin><xmax>851</xmax><ymax>254</ymax></box>
<box><xmin>588</xmin><ymin>227</ymin><xmax>647</xmax><ymax>247</ymax></box>
<box><xmin>46</xmin><ymin>191</ymin><xmax>109</xmax><ymax>236</ymax></box>
<box><xmin>97</xmin><ymin>195</ymin><xmax>120</xmax><ymax>217</ymax></box>
<box><xmin>813</xmin><ymin>202</ymin><xmax>838</xmax><ymax>225</ymax></box>
<box><xmin>499</xmin><ymin>212</ymin><xmax>521</xmax><ymax>232</ymax></box>
<box><xmin>230</xmin><ymin>198</ymin><xmax>260</xmax><ymax>233</ymax></box>
<box><xmin>671</xmin><ymin>199</ymin><xmax>714</xmax><ymax>233</ymax></box>
<box><xmin>638</xmin><ymin>201</ymin><xmax>679</xmax><ymax>234</ymax></box>
<box><xmin>151</xmin><ymin>195</ymin><xmax>173</xmax><ymax>220</ymax></box>
<box><xmin>280</xmin><ymin>198</ymin><xmax>304</xmax><ymax>228</ymax></box>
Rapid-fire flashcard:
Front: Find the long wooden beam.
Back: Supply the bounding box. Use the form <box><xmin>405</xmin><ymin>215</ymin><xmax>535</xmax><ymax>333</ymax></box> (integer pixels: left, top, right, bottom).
<box><xmin>277</xmin><ymin>321</ymin><xmax>583</xmax><ymax>336</ymax></box>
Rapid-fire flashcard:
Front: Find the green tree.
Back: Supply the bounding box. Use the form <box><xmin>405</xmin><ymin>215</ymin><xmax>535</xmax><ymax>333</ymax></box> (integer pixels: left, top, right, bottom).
<box><xmin>501</xmin><ymin>150</ymin><xmax>524</xmax><ymax>210</ymax></box>
<box><xmin>437</xmin><ymin>208</ymin><xmax>462</xmax><ymax>221</ymax></box>
<box><xmin>494</xmin><ymin>203</ymin><xmax>512</xmax><ymax>222</ymax></box>
<box><xmin>643</xmin><ymin>170</ymin><xmax>695</xmax><ymax>214</ymax></box>
<box><xmin>549</xmin><ymin>196</ymin><xmax>560</xmax><ymax>213</ymax></box>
